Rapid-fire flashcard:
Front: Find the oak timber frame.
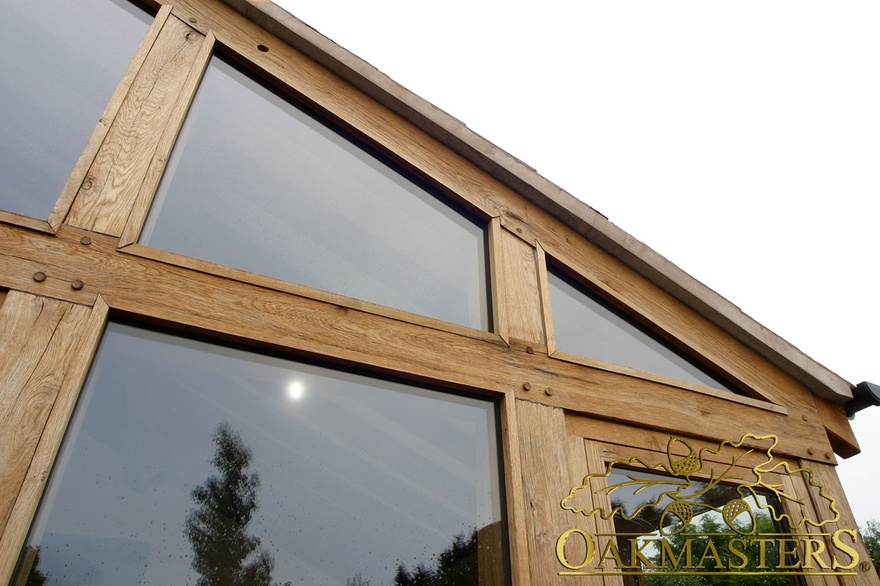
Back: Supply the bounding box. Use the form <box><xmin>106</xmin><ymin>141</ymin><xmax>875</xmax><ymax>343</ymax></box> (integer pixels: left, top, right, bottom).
<box><xmin>0</xmin><ymin>0</ymin><xmax>874</xmax><ymax>584</ymax></box>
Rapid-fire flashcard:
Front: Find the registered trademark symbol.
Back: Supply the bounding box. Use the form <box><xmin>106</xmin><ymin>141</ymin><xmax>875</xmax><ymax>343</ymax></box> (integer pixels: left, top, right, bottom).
<box><xmin>859</xmin><ymin>561</ymin><xmax>872</xmax><ymax>573</ymax></box>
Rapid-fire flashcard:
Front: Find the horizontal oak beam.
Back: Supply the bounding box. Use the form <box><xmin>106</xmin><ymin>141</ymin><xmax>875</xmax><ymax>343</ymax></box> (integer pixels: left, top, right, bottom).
<box><xmin>0</xmin><ymin>223</ymin><xmax>836</xmax><ymax>462</ymax></box>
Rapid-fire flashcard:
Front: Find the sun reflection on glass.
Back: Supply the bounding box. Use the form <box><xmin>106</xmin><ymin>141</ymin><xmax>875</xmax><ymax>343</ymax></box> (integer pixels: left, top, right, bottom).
<box><xmin>286</xmin><ymin>381</ymin><xmax>305</xmax><ymax>401</ymax></box>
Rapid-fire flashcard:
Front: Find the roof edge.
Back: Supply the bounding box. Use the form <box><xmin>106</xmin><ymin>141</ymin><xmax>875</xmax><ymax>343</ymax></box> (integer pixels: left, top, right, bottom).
<box><xmin>220</xmin><ymin>0</ymin><xmax>853</xmax><ymax>403</ymax></box>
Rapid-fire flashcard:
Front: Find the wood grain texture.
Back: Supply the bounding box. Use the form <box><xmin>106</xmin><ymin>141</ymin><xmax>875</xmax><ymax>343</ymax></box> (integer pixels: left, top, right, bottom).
<box><xmin>0</xmin><ymin>292</ymin><xmax>71</xmax><ymax>429</ymax></box>
<box><xmin>120</xmin><ymin>30</ymin><xmax>216</xmax><ymax>246</ymax></box>
<box><xmin>815</xmin><ymin>396</ymin><xmax>859</xmax><ymax>459</ymax></box>
<box><xmin>119</xmin><ymin>241</ymin><xmax>499</xmax><ymax>343</ymax></box>
<box><xmin>0</xmin><ymin>241</ymin><xmax>98</xmax><ymax>307</ymax></box>
<box><xmin>48</xmin><ymin>5</ymin><xmax>174</xmax><ymax>231</ymax></box>
<box><xmin>0</xmin><ymin>294</ymin><xmax>108</xmax><ymax>586</ymax></box>
<box><xmin>488</xmin><ymin>217</ymin><xmax>507</xmax><ymax>343</ymax></box>
<box><xmin>582</xmin><ymin>439</ymin><xmax>621</xmax><ymax>586</ymax></box>
<box><xmin>536</xmin><ymin>243</ymin><xmax>556</xmax><ymax>355</ymax></box>
<box><xmin>491</xmin><ymin>221</ymin><xmax>545</xmax><ymax>346</ymax></box>
<box><xmin>0</xmin><ymin>224</ymin><xmax>835</xmax><ymax>463</ymax></box>
<box><xmin>0</xmin><ymin>212</ymin><xmax>53</xmax><ymax>235</ymax></box>
<box><xmin>553</xmin><ymin>348</ymin><xmax>789</xmax><ymax>415</ymax></box>
<box><xmin>518</xmin><ymin>363</ymin><xmax>830</xmax><ymax>464</ymax></box>
<box><xmin>804</xmin><ymin>462</ymin><xmax>879</xmax><ymax>586</ymax></box>
<box><xmin>568</xmin><ymin>414</ymin><xmax>807</xmax><ymax>476</ymax></box>
<box><xmin>65</xmin><ymin>15</ymin><xmax>206</xmax><ymax>236</ymax></box>
<box><xmin>499</xmin><ymin>392</ymin><xmax>532</xmax><ymax>586</ymax></box>
<box><xmin>781</xmin><ymin>473</ymin><xmax>838</xmax><ymax>586</ymax></box>
<box><xmin>516</xmin><ymin>400</ymin><xmax>603</xmax><ymax>584</ymax></box>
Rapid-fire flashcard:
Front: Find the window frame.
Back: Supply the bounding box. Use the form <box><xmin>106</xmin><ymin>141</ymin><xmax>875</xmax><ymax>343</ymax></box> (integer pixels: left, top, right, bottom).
<box><xmin>535</xmin><ymin>241</ymin><xmax>799</xmax><ymax>409</ymax></box>
<box><xmin>563</xmin><ymin>413</ymin><xmax>842</xmax><ymax>585</ymax></box>
<box><xmin>0</xmin><ymin>0</ymin><xmax>163</xmax><ymax>232</ymax></box>
<box><xmin>126</xmin><ymin>43</ymin><xmax>495</xmax><ymax>331</ymax></box>
<box><xmin>543</xmin><ymin>255</ymin><xmax>741</xmax><ymax>395</ymax></box>
<box><xmin>10</xmin><ymin>317</ymin><xmax>512</xmax><ymax>585</ymax></box>
<box><xmin>0</xmin><ymin>1</ymin><xmax>858</xmax><ymax>584</ymax></box>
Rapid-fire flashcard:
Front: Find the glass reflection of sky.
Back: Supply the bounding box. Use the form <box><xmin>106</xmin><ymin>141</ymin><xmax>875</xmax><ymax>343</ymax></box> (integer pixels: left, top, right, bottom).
<box><xmin>548</xmin><ymin>268</ymin><xmax>735</xmax><ymax>392</ymax></box>
<box><xmin>21</xmin><ymin>323</ymin><xmax>503</xmax><ymax>585</ymax></box>
<box><xmin>607</xmin><ymin>468</ymin><xmax>710</xmax><ymax>519</ymax></box>
<box><xmin>140</xmin><ymin>54</ymin><xmax>488</xmax><ymax>330</ymax></box>
<box><xmin>0</xmin><ymin>0</ymin><xmax>151</xmax><ymax>219</ymax></box>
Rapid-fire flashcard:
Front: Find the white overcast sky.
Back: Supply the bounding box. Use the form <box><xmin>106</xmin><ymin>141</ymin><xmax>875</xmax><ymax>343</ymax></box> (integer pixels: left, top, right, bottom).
<box><xmin>272</xmin><ymin>0</ymin><xmax>880</xmax><ymax>525</ymax></box>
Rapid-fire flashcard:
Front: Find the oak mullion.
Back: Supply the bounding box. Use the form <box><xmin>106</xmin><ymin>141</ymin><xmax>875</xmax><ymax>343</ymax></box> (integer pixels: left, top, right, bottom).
<box><xmin>49</xmin><ymin>5</ymin><xmax>174</xmax><ymax>231</ymax></box>
<box><xmin>490</xmin><ymin>220</ymin><xmax>545</xmax><ymax>348</ymax></box>
<box><xmin>517</xmin><ymin>400</ymin><xmax>600</xmax><ymax>584</ymax></box>
<box><xmin>0</xmin><ymin>295</ymin><xmax>108</xmax><ymax>584</ymax></box>
<box><xmin>65</xmin><ymin>15</ymin><xmax>206</xmax><ymax>236</ymax></box>
<box><xmin>120</xmin><ymin>29</ymin><xmax>216</xmax><ymax>246</ymax></box>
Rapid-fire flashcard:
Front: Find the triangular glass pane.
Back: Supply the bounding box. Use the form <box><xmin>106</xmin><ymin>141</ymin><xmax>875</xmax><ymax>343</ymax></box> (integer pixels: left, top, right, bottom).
<box><xmin>548</xmin><ymin>265</ymin><xmax>737</xmax><ymax>392</ymax></box>
<box><xmin>141</xmin><ymin>53</ymin><xmax>488</xmax><ymax>329</ymax></box>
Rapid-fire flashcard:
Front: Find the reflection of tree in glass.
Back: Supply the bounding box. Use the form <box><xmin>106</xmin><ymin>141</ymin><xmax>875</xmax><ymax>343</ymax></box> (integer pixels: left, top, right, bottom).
<box><xmin>185</xmin><ymin>421</ymin><xmax>275</xmax><ymax>586</ymax></box>
<box><xmin>643</xmin><ymin>513</ymin><xmax>791</xmax><ymax>586</ymax></box>
<box><xmin>345</xmin><ymin>572</ymin><xmax>371</xmax><ymax>586</ymax></box>
<box><xmin>611</xmin><ymin>497</ymin><xmax>664</xmax><ymax>534</ymax></box>
<box><xmin>393</xmin><ymin>530</ymin><xmax>480</xmax><ymax>585</ymax></box>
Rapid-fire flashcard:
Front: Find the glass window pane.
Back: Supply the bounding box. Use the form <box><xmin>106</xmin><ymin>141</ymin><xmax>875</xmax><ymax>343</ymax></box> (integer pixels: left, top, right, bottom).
<box><xmin>15</xmin><ymin>322</ymin><xmax>507</xmax><ymax>586</ymax></box>
<box><xmin>548</xmin><ymin>266</ymin><xmax>736</xmax><ymax>392</ymax></box>
<box><xmin>607</xmin><ymin>468</ymin><xmax>801</xmax><ymax>585</ymax></box>
<box><xmin>0</xmin><ymin>0</ymin><xmax>152</xmax><ymax>219</ymax></box>
<box><xmin>140</xmin><ymin>54</ymin><xmax>489</xmax><ymax>330</ymax></box>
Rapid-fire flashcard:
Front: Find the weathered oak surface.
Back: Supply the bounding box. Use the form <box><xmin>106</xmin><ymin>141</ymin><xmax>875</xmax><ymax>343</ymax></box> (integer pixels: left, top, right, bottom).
<box><xmin>0</xmin><ymin>294</ymin><xmax>107</xmax><ymax>583</ymax></box>
<box><xmin>0</xmin><ymin>1</ymin><xmax>870</xmax><ymax>584</ymax></box>
<box><xmin>0</xmin><ymin>224</ymin><xmax>835</xmax><ymax>463</ymax></box>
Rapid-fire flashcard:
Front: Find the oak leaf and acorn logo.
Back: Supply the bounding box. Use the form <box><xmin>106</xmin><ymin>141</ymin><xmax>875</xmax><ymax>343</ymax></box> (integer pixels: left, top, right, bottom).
<box><xmin>560</xmin><ymin>433</ymin><xmax>840</xmax><ymax>535</ymax></box>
